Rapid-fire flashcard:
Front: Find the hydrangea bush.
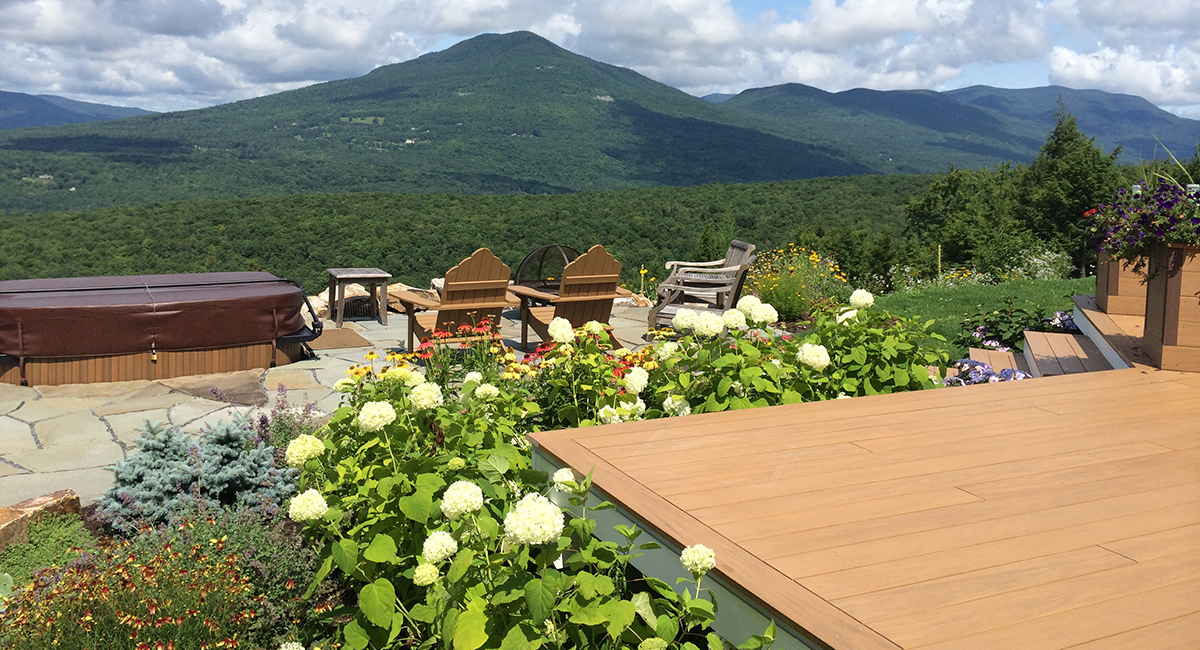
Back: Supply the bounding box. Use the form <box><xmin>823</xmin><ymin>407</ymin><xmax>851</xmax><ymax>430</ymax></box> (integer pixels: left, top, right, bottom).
<box><xmin>283</xmin><ymin>297</ymin><xmax>945</xmax><ymax>649</ymax></box>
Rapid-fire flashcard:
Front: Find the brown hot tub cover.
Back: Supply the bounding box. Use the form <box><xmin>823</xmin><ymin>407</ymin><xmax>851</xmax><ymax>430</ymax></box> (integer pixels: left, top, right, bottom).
<box><xmin>0</xmin><ymin>272</ymin><xmax>312</xmax><ymax>359</ymax></box>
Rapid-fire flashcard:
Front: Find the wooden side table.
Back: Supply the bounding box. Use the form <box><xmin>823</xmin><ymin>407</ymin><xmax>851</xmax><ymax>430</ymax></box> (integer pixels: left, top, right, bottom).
<box><xmin>326</xmin><ymin>268</ymin><xmax>391</xmax><ymax>327</ymax></box>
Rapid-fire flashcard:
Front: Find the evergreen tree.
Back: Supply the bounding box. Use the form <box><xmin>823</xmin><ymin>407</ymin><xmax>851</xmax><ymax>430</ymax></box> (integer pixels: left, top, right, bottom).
<box><xmin>1018</xmin><ymin>106</ymin><xmax>1121</xmax><ymax>275</ymax></box>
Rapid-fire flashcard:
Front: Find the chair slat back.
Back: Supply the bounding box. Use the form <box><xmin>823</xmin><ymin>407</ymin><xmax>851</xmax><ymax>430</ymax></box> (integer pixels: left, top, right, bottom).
<box><xmin>437</xmin><ymin>248</ymin><xmax>511</xmax><ymax>333</ymax></box>
<box><xmin>554</xmin><ymin>245</ymin><xmax>622</xmax><ymax>326</ymax></box>
<box><xmin>725</xmin><ymin>240</ymin><xmax>757</xmax><ymax>269</ymax></box>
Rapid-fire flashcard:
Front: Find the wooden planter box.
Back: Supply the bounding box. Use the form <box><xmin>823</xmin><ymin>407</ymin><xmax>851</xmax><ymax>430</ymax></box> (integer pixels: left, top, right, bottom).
<box><xmin>1143</xmin><ymin>243</ymin><xmax>1200</xmax><ymax>372</ymax></box>
<box><xmin>1095</xmin><ymin>251</ymin><xmax>1146</xmax><ymax>315</ymax></box>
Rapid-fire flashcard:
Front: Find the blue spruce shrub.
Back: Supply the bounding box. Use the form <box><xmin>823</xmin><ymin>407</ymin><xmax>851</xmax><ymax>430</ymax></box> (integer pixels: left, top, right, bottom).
<box><xmin>98</xmin><ymin>417</ymin><xmax>298</xmax><ymax>533</ymax></box>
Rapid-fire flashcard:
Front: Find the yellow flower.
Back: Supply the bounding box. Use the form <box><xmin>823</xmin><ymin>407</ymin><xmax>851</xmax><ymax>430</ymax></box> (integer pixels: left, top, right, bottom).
<box><xmin>365</xmin><ymin>351</ymin><xmax>379</xmax><ymax>361</ymax></box>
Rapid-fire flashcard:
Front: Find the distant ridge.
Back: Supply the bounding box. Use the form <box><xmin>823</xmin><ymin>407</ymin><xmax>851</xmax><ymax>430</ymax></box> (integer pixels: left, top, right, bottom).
<box><xmin>0</xmin><ymin>30</ymin><xmax>1197</xmax><ymax>215</ymax></box>
<box><xmin>0</xmin><ymin>91</ymin><xmax>152</xmax><ymax>130</ymax></box>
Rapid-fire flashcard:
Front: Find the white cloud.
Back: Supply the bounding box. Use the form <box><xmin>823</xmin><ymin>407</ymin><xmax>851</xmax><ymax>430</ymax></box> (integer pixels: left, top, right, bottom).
<box><xmin>1049</xmin><ymin>45</ymin><xmax>1200</xmax><ymax>106</ymax></box>
<box><xmin>0</xmin><ymin>0</ymin><xmax>1194</xmax><ymax>117</ymax></box>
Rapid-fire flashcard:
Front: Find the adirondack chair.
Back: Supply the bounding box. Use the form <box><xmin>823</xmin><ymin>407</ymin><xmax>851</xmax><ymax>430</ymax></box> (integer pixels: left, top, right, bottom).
<box><xmin>509</xmin><ymin>244</ymin><xmax>627</xmax><ymax>350</ymax></box>
<box><xmin>648</xmin><ymin>240</ymin><xmax>756</xmax><ymax>330</ymax></box>
<box><xmin>390</xmin><ymin>248</ymin><xmax>519</xmax><ymax>352</ymax></box>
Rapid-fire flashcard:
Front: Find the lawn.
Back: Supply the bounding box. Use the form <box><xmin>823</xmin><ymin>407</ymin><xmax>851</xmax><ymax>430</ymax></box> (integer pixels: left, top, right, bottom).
<box><xmin>876</xmin><ymin>276</ymin><xmax>1096</xmax><ymax>360</ymax></box>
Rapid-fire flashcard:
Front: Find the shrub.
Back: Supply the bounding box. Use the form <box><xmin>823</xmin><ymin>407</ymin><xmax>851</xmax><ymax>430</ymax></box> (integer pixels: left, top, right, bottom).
<box><xmin>954</xmin><ymin>297</ymin><xmax>1080</xmax><ymax>353</ymax></box>
<box><xmin>0</xmin><ymin>512</ymin><xmax>97</xmax><ymax>589</ymax></box>
<box><xmin>283</xmin><ymin>304</ymin><xmax>943</xmax><ymax>648</ymax></box>
<box><xmin>128</xmin><ymin>503</ymin><xmax>340</xmax><ymax>646</ymax></box>
<box><xmin>98</xmin><ymin>418</ymin><xmax>298</xmax><ymax>534</ymax></box>
<box><xmin>745</xmin><ymin>243</ymin><xmax>850</xmax><ymax>322</ymax></box>
<box><xmin>0</xmin><ymin>537</ymin><xmax>264</xmax><ymax>649</ymax></box>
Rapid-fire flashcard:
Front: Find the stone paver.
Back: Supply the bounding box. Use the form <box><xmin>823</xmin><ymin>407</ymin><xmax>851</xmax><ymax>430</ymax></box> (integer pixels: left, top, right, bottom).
<box><xmin>105</xmin><ymin>409</ymin><xmax>172</xmax><ymax>447</ymax></box>
<box><xmin>0</xmin><ymin>461</ymin><xmax>28</xmax><ymax>478</ymax></box>
<box><xmin>0</xmin><ymin>468</ymin><xmax>115</xmax><ymax>505</ymax></box>
<box><xmin>160</xmin><ymin>369</ymin><xmax>267</xmax><ymax>406</ymax></box>
<box><xmin>10</xmin><ymin>398</ymin><xmax>109</xmax><ymax>423</ymax></box>
<box><xmin>35</xmin><ymin>412</ymin><xmax>112</xmax><ymax>447</ymax></box>
<box><xmin>167</xmin><ymin>398</ymin><xmax>234</xmax><ymax>426</ymax></box>
<box><xmin>94</xmin><ymin>391</ymin><xmax>191</xmax><ymax>417</ymax></box>
<box><xmin>181</xmin><ymin>407</ymin><xmax>245</xmax><ymax>435</ymax></box>
<box><xmin>4</xmin><ymin>441</ymin><xmax>123</xmax><ymax>473</ymax></box>
<box><xmin>0</xmin><ymin>417</ymin><xmax>37</xmax><ymax>453</ymax></box>
<box><xmin>0</xmin><ymin>384</ymin><xmax>38</xmax><ymax>401</ymax></box>
<box><xmin>315</xmin><ymin>365</ymin><xmax>351</xmax><ymax>387</ymax></box>
<box><xmin>38</xmin><ymin>379</ymin><xmax>158</xmax><ymax>400</ymax></box>
<box><xmin>0</xmin><ymin>399</ymin><xmax>24</xmax><ymax>417</ymax></box>
<box><xmin>264</xmin><ymin>367</ymin><xmax>323</xmax><ymax>391</ymax></box>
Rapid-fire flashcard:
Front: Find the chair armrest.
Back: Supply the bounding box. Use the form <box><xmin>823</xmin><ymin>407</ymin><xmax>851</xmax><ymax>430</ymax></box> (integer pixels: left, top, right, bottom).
<box><xmin>550</xmin><ymin>293</ymin><xmax>625</xmax><ymax>304</ymax></box>
<box><xmin>390</xmin><ymin>289</ymin><xmax>441</xmax><ymax>311</ymax></box>
<box><xmin>508</xmin><ymin>285</ymin><xmax>558</xmax><ymax>302</ymax></box>
<box><xmin>664</xmin><ymin>258</ymin><xmax>726</xmax><ymax>270</ymax></box>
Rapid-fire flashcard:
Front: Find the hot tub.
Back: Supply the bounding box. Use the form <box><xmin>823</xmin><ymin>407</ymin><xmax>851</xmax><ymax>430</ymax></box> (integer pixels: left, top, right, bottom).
<box><xmin>0</xmin><ymin>272</ymin><xmax>321</xmax><ymax>386</ymax></box>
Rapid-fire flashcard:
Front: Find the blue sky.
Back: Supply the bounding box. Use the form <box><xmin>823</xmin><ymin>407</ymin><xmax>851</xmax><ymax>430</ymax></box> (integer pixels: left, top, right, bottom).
<box><xmin>0</xmin><ymin>0</ymin><xmax>1196</xmax><ymax>118</ymax></box>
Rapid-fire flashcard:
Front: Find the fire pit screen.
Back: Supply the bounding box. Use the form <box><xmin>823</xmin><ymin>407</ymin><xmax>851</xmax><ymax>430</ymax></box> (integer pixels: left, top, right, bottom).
<box><xmin>514</xmin><ymin>245</ymin><xmax>580</xmax><ymax>292</ymax></box>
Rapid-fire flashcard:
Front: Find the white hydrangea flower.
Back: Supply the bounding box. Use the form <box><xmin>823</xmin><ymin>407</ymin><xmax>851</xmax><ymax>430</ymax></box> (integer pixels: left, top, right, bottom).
<box><xmin>334</xmin><ymin>378</ymin><xmax>355</xmax><ymax>392</ymax></box>
<box><xmin>663</xmin><ymin>394</ymin><xmax>691</xmax><ymax>417</ymax></box>
<box><xmin>654</xmin><ymin>341</ymin><xmax>679</xmax><ymax>360</ymax></box>
<box><xmin>358</xmin><ymin>401</ymin><xmax>397</xmax><ymax>432</ymax></box>
<box><xmin>625</xmin><ymin>397</ymin><xmax>646</xmax><ymax>419</ymax></box>
<box><xmin>552</xmin><ymin>467</ymin><xmax>575</xmax><ymax>492</ymax></box>
<box><xmin>284</xmin><ymin>434</ymin><xmax>325</xmax><ymax>467</ymax></box>
<box><xmin>680</xmin><ymin>544</ymin><xmax>716</xmax><ymax>575</ymax></box>
<box><xmin>623</xmin><ymin>366</ymin><xmax>649</xmax><ymax>394</ymax></box>
<box><xmin>503</xmin><ymin>493</ymin><xmax>566</xmax><ymax>546</ymax></box>
<box><xmin>836</xmin><ymin>309</ymin><xmax>858</xmax><ymax>324</ymax></box>
<box><xmin>288</xmin><ymin>489</ymin><xmax>328</xmax><ymax>521</ymax></box>
<box><xmin>797</xmin><ymin>343</ymin><xmax>831</xmax><ymax>371</ymax></box>
<box><xmin>836</xmin><ymin>393</ymin><xmax>852</xmax><ymax>399</ymax></box>
<box><xmin>671</xmin><ymin>308</ymin><xmax>698</xmax><ymax>331</ymax></box>
<box><xmin>749</xmin><ymin>303</ymin><xmax>779</xmax><ymax>326</ymax></box>
<box><xmin>597</xmin><ymin>404</ymin><xmax>623</xmax><ymax>425</ymax></box>
<box><xmin>736</xmin><ymin>295</ymin><xmax>761</xmax><ymax>316</ymax></box>
<box><xmin>722</xmin><ymin>309</ymin><xmax>748</xmax><ymax>331</ymax></box>
<box><xmin>422</xmin><ymin>530</ymin><xmax>458</xmax><ymax>563</ymax></box>
<box><xmin>410</xmin><ymin>382</ymin><xmax>444</xmax><ymax>410</ymax></box>
<box><xmin>279</xmin><ymin>642</ymin><xmax>305</xmax><ymax>650</ymax></box>
<box><xmin>404</xmin><ymin>369</ymin><xmax>427</xmax><ymax>388</ymax></box>
<box><xmin>582</xmin><ymin>320</ymin><xmax>605</xmax><ymax>336</ymax></box>
<box><xmin>849</xmin><ymin>288</ymin><xmax>875</xmax><ymax>309</ymax></box>
<box><xmin>463</xmin><ymin>371</ymin><xmax>483</xmax><ymax>384</ymax></box>
<box><xmin>693</xmin><ymin>312</ymin><xmax>724</xmax><ymax>338</ymax></box>
<box><xmin>440</xmin><ymin>480</ymin><xmax>484</xmax><ymax>520</ymax></box>
<box><xmin>413</xmin><ymin>564</ymin><xmax>439</xmax><ymax>587</ymax></box>
<box><xmin>474</xmin><ymin>382</ymin><xmax>500</xmax><ymax>401</ymax></box>
<box><xmin>548</xmin><ymin>317</ymin><xmax>575</xmax><ymax>344</ymax></box>
<box><xmin>612</xmin><ymin>347</ymin><xmax>631</xmax><ymax>358</ymax></box>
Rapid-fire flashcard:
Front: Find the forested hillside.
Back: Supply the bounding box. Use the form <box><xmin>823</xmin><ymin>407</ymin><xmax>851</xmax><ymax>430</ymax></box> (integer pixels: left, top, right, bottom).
<box><xmin>0</xmin><ymin>175</ymin><xmax>930</xmax><ymax>292</ymax></box>
<box><xmin>1</xmin><ymin>31</ymin><xmax>1196</xmax><ymax>217</ymax></box>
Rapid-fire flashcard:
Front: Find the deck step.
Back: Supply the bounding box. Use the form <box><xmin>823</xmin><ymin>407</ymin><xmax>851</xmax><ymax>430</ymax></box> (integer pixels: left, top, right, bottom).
<box><xmin>967</xmin><ymin>347</ymin><xmax>1031</xmax><ymax>374</ymax></box>
<box><xmin>1021</xmin><ymin>330</ymin><xmax>1113</xmax><ymax>377</ymax></box>
<box><xmin>1071</xmin><ymin>294</ymin><xmax>1152</xmax><ymax>370</ymax></box>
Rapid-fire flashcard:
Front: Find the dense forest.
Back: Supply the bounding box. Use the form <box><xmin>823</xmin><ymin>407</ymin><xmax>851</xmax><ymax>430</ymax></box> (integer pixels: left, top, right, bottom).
<box><xmin>0</xmin><ymin>175</ymin><xmax>930</xmax><ymax>293</ymax></box>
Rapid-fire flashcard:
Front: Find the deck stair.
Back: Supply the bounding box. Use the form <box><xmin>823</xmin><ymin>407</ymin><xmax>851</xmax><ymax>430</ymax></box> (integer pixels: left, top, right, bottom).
<box><xmin>1021</xmin><ymin>330</ymin><xmax>1112</xmax><ymax>377</ymax></box>
<box><xmin>967</xmin><ymin>346</ymin><xmax>1030</xmax><ymax>374</ymax></box>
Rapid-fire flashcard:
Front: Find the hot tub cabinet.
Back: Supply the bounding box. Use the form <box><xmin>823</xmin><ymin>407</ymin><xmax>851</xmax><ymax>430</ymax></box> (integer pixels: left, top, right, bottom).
<box><xmin>0</xmin><ymin>272</ymin><xmax>320</xmax><ymax>386</ymax></box>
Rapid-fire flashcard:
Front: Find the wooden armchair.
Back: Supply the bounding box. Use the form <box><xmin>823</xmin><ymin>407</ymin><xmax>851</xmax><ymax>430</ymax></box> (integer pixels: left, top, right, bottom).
<box><xmin>509</xmin><ymin>244</ymin><xmax>628</xmax><ymax>350</ymax></box>
<box><xmin>648</xmin><ymin>240</ymin><xmax>756</xmax><ymax>330</ymax></box>
<box><xmin>390</xmin><ymin>248</ymin><xmax>518</xmax><ymax>352</ymax></box>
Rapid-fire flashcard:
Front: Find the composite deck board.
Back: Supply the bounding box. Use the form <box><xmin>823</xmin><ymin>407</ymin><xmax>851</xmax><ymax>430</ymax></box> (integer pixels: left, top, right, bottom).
<box><xmin>529</xmin><ymin>368</ymin><xmax>1200</xmax><ymax>649</ymax></box>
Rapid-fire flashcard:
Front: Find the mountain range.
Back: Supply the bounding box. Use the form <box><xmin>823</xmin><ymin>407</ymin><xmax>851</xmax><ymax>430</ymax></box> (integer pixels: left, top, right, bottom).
<box><xmin>1</xmin><ymin>31</ymin><xmax>1197</xmax><ymax>216</ymax></box>
<box><xmin>0</xmin><ymin>91</ymin><xmax>152</xmax><ymax>130</ymax></box>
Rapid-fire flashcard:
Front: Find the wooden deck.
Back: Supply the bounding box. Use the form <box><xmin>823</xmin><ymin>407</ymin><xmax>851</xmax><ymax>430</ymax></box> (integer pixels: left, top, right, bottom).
<box><xmin>529</xmin><ymin>368</ymin><xmax>1200</xmax><ymax>650</ymax></box>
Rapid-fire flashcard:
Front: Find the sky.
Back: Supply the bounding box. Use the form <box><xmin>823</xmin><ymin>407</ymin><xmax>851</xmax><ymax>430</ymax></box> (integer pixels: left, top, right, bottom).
<box><xmin>1</xmin><ymin>0</ymin><xmax>1198</xmax><ymax>119</ymax></box>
